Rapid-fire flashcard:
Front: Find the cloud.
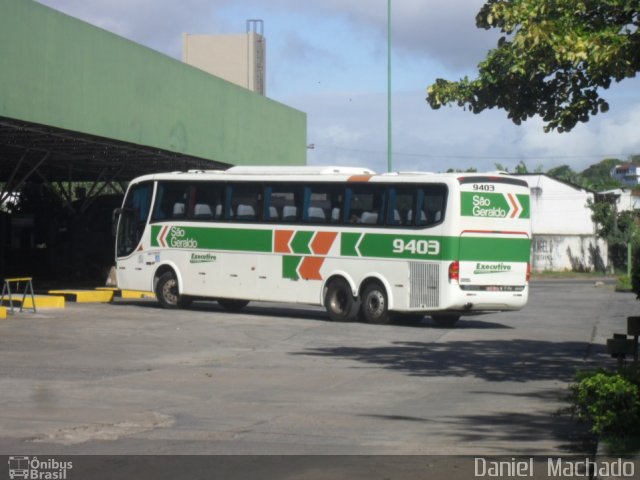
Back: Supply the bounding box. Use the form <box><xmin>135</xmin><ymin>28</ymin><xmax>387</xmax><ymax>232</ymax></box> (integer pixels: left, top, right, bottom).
<box><xmin>35</xmin><ymin>0</ymin><xmax>640</xmax><ymax>176</ymax></box>
<box><xmin>37</xmin><ymin>0</ymin><xmax>227</xmax><ymax>57</ymax></box>
<box><xmin>278</xmin><ymin>30</ymin><xmax>343</xmax><ymax>70</ymax></box>
<box><xmin>292</xmin><ymin>83</ymin><xmax>640</xmax><ymax>175</ymax></box>
<box><xmin>518</xmin><ymin>103</ymin><xmax>640</xmax><ymax>169</ymax></box>
<box><xmin>38</xmin><ymin>0</ymin><xmax>498</xmax><ymax>74</ymax></box>
<box><xmin>240</xmin><ymin>0</ymin><xmax>499</xmax><ymax>73</ymax></box>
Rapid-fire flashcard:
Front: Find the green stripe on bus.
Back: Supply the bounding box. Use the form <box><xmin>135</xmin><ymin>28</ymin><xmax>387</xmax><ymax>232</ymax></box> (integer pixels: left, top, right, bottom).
<box><xmin>290</xmin><ymin>231</ymin><xmax>314</xmax><ymax>255</ymax></box>
<box><xmin>459</xmin><ymin>237</ymin><xmax>531</xmax><ymax>262</ymax></box>
<box><xmin>341</xmin><ymin>233</ymin><xmax>361</xmax><ymax>257</ymax></box>
<box><xmin>517</xmin><ymin>194</ymin><xmax>530</xmax><ymax>219</ymax></box>
<box><xmin>151</xmin><ymin>225</ymin><xmax>272</xmax><ymax>252</ymax></box>
<box><xmin>356</xmin><ymin>233</ymin><xmax>451</xmax><ymax>260</ymax></box>
<box><xmin>150</xmin><ymin>225</ymin><xmax>530</xmax><ymax>263</ymax></box>
<box><xmin>283</xmin><ymin>256</ymin><xmax>302</xmax><ymax>280</ymax></box>
<box><xmin>460</xmin><ymin>192</ymin><xmax>530</xmax><ymax>219</ymax></box>
<box><xmin>340</xmin><ymin>233</ymin><xmax>529</xmax><ymax>263</ymax></box>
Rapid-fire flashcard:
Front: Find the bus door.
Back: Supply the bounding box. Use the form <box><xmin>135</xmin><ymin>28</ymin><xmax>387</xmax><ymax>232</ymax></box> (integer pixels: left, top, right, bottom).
<box><xmin>115</xmin><ymin>181</ymin><xmax>154</xmax><ymax>290</ymax></box>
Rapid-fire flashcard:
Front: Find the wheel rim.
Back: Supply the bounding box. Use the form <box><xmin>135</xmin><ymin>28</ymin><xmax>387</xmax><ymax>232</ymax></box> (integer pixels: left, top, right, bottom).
<box><xmin>330</xmin><ymin>289</ymin><xmax>348</xmax><ymax>314</ymax></box>
<box><xmin>162</xmin><ymin>278</ymin><xmax>179</xmax><ymax>305</ymax></box>
<box><xmin>365</xmin><ymin>290</ymin><xmax>385</xmax><ymax>319</ymax></box>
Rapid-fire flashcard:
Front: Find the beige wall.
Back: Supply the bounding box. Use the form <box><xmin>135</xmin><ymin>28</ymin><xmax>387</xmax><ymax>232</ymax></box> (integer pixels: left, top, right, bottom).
<box><xmin>182</xmin><ymin>32</ymin><xmax>266</xmax><ymax>95</ymax></box>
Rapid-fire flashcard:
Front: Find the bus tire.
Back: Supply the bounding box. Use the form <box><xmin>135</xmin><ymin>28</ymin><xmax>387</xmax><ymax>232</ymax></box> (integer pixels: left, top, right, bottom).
<box><xmin>156</xmin><ymin>271</ymin><xmax>192</xmax><ymax>309</ymax></box>
<box><xmin>360</xmin><ymin>282</ymin><xmax>391</xmax><ymax>324</ymax></box>
<box><xmin>324</xmin><ymin>278</ymin><xmax>359</xmax><ymax>322</ymax></box>
<box><xmin>218</xmin><ymin>299</ymin><xmax>249</xmax><ymax>312</ymax></box>
<box><xmin>431</xmin><ymin>314</ymin><xmax>460</xmax><ymax>327</ymax></box>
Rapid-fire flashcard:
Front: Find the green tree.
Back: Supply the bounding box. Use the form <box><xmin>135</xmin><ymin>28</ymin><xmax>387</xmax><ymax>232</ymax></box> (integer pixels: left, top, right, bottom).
<box><xmin>580</xmin><ymin>158</ymin><xmax>625</xmax><ymax>190</ymax></box>
<box><xmin>547</xmin><ymin>164</ymin><xmax>579</xmax><ymax>183</ymax></box>
<box><xmin>427</xmin><ymin>0</ymin><xmax>640</xmax><ymax>133</ymax></box>
<box><xmin>589</xmin><ymin>195</ymin><xmax>640</xmax><ymax>272</ymax></box>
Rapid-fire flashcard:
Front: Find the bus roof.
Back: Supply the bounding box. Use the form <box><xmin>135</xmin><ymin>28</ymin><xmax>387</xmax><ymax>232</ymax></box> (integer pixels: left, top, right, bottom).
<box><xmin>128</xmin><ymin>167</ymin><xmax>529</xmax><ymax>188</ymax></box>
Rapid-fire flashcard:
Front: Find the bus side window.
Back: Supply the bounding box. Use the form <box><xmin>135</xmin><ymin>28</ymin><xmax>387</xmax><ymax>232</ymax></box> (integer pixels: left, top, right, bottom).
<box><xmin>236</xmin><ymin>204</ymin><xmax>256</xmax><ymax>220</ymax></box>
<box><xmin>229</xmin><ymin>183</ymin><xmax>262</xmax><ymax>222</ymax></box>
<box><xmin>152</xmin><ymin>182</ymin><xmax>190</xmax><ymax>221</ymax></box>
<box><xmin>416</xmin><ymin>185</ymin><xmax>447</xmax><ymax>227</ymax></box>
<box><xmin>307</xmin><ymin>206</ymin><xmax>327</xmax><ymax>222</ymax></box>
<box><xmin>265</xmin><ymin>185</ymin><xmax>300</xmax><ymax>222</ymax></box>
<box><xmin>173</xmin><ymin>202</ymin><xmax>186</xmax><ymax>217</ymax></box>
<box><xmin>191</xmin><ymin>182</ymin><xmax>223</xmax><ymax>221</ymax></box>
<box><xmin>346</xmin><ymin>185</ymin><xmax>384</xmax><ymax>226</ymax></box>
<box><xmin>387</xmin><ymin>188</ymin><xmax>415</xmax><ymax>226</ymax></box>
<box><xmin>282</xmin><ymin>205</ymin><xmax>298</xmax><ymax>222</ymax></box>
<box><xmin>304</xmin><ymin>184</ymin><xmax>343</xmax><ymax>224</ymax></box>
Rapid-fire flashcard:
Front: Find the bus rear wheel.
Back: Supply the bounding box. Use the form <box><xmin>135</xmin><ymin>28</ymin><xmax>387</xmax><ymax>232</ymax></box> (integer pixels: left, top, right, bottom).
<box><xmin>218</xmin><ymin>299</ymin><xmax>249</xmax><ymax>312</ymax></box>
<box><xmin>155</xmin><ymin>271</ymin><xmax>192</xmax><ymax>309</ymax></box>
<box><xmin>360</xmin><ymin>282</ymin><xmax>391</xmax><ymax>324</ymax></box>
<box><xmin>431</xmin><ymin>314</ymin><xmax>460</xmax><ymax>327</ymax></box>
<box><xmin>324</xmin><ymin>278</ymin><xmax>359</xmax><ymax>322</ymax></box>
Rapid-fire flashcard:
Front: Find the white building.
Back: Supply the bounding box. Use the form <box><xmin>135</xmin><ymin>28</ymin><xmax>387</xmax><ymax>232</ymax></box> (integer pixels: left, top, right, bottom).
<box><xmin>516</xmin><ymin>174</ymin><xmax>608</xmax><ymax>273</ymax></box>
<box><xmin>610</xmin><ymin>163</ymin><xmax>640</xmax><ymax>186</ymax></box>
<box><xmin>598</xmin><ymin>188</ymin><xmax>640</xmax><ymax>212</ymax></box>
<box><xmin>182</xmin><ymin>20</ymin><xmax>266</xmax><ymax>95</ymax></box>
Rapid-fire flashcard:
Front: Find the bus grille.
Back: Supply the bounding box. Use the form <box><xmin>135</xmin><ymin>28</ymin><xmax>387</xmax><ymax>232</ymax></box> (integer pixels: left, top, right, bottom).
<box><xmin>409</xmin><ymin>263</ymin><xmax>440</xmax><ymax>309</ymax></box>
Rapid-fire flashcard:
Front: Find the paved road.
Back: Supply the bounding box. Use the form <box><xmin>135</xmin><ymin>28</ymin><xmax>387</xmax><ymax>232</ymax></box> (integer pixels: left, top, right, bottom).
<box><xmin>0</xmin><ymin>279</ymin><xmax>636</xmax><ymax>457</ymax></box>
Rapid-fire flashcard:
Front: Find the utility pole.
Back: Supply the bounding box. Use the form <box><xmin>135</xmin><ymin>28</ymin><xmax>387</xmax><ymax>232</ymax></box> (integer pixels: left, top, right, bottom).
<box><xmin>387</xmin><ymin>0</ymin><xmax>393</xmax><ymax>173</ymax></box>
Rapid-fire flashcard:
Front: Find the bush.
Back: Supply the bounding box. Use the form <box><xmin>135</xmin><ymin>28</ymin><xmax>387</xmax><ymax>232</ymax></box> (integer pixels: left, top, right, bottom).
<box><xmin>570</xmin><ymin>368</ymin><xmax>640</xmax><ymax>437</ymax></box>
<box><xmin>616</xmin><ymin>275</ymin><xmax>632</xmax><ymax>292</ymax></box>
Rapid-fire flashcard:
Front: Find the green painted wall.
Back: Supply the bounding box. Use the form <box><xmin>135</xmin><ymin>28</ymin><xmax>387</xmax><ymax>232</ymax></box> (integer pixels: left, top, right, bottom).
<box><xmin>0</xmin><ymin>0</ymin><xmax>306</xmax><ymax>166</ymax></box>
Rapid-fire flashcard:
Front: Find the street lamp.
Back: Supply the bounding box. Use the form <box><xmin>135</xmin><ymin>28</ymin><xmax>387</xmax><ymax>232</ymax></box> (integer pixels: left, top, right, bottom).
<box><xmin>387</xmin><ymin>0</ymin><xmax>393</xmax><ymax>173</ymax></box>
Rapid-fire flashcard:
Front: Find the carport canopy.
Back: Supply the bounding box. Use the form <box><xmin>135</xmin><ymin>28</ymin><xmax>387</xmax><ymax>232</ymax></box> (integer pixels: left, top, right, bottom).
<box><xmin>0</xmin><ymin>116</ymin><xmax>227</xmax><ymax>204</ymax></box>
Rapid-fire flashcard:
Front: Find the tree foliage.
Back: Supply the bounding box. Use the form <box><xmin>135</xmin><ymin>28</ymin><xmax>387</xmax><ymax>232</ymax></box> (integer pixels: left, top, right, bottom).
<box><xmin>427</xmin><ymin>0</ymin><xmax>640</xmax><ymax>132</ymax></box>
<box><xmin>547</xmin><ymin>164</ymin><xmax>579</xmax><ymax>183</ymax></box>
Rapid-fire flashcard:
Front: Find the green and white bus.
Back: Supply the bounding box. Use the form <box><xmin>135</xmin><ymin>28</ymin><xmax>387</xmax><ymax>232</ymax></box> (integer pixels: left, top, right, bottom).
<box><xmin>114</xmin><ymin>166</ymin><xmax>531</xmax><ymax>326</ymax></box>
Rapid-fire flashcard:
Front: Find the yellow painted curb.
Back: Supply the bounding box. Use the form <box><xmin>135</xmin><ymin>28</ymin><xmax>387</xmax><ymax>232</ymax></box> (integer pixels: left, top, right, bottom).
<box><xmin>95</xmin><ymin>288</ymin><xmax>156</xmax><ymax>299</ymax></box>
<box><xmin>121</xmin><ymin>290</ymin><xmax>156</xmax><ymax>299</ymax></box>
<box><xmin>48</xmin><ymin>289</ymin><xmax>114</xmax><ymax>303</ymax></box>
<box><xmin>27</xmin><ymin>295</ymin><xmax>66</xmax><ymax>309</ymax></box>
<box><xmin>1</xmin><ymin>295</ymin><xmax>66</xmax><ymax>309</ymax></box>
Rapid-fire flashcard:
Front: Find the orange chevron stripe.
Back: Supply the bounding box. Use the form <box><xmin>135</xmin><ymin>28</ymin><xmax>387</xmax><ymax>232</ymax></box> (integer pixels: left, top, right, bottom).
<box><xmin>299</xmin><ymin>257</ymin><xmax>324</xmax><ymax>280</ymax></box>
<box><xmin>507</xmin><ymin>193</ymin><xmax>520</xmax><ymax>218</ymax></box>
<box><xmin>347</xmin><ymin>175</ymin><xmax>373</xmax><ymax>182</ymax></box>
<box><xmin>274</xmin><ymin>230</ymin><xmax>294</xmax><ymax>253</ymax></box>
<box><xmin>311</xmin><ymin>231</ymin><xmax>338</xmax><ymax>255</ymax></box>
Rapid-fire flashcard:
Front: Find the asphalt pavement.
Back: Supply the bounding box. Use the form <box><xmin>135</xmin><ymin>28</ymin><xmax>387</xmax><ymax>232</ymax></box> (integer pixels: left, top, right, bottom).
<box><xmin>0</xmin><ymin>279</ymin><xmax>637</xmax><ymax>459</ymax></box>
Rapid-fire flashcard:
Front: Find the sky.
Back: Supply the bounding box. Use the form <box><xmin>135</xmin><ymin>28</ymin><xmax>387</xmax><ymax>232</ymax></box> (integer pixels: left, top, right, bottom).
<box><xmin>36</xmin><ymin>0</ymin><xmax>640</xmax><ymax>174</ymax></box>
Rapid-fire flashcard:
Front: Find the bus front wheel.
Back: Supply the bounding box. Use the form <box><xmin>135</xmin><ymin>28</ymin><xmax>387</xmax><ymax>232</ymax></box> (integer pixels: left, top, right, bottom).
<box><xmin>324</xmin><ymin>278</ymin><xmax>359</xmax><ymax>322</ymax></box>
<box><xmin>155</xmin><ymin>271</ymin><xmax>192</xmax><ymax>309</ymax></box>
<box><xmin>360</xmin><ymin>282</ymin><xmax>391</xmax><ymax>324</ymax></box>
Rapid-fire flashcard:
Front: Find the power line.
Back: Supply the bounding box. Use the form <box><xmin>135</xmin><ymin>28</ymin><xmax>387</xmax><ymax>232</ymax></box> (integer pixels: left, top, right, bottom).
<box><xmin>309</xmin><ymin>143</ymin><xmax>637</xmax><ymax>161</ymax></box>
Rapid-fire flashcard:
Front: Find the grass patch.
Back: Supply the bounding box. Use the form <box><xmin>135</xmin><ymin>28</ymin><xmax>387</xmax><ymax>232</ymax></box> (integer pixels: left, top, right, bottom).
<box><xmin>616</xmin><ymin>275</ymin><xmax>633</xmax><ymax>292</ymax></box>
<box><xmin>532</xmin><ymin>270</ymin><xmax>611</xmax><ymax>279</ymax></box>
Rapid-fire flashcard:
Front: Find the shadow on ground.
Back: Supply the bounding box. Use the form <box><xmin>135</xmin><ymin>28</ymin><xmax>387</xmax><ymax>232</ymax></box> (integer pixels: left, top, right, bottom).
<box><xmin>437</xmin><ymin>410</ymin><xmax>595</xmax><ymax>454</ymax></box>
<box><xmin>320</xmin><ymin>340</ymin><xmax>601</xmax><ymax>454</ymax></box>
<box><xmin>292</xmin><ymin>340</ymin><xmax>606</xmax><ymax>382</ymax></box>
<box><xmin>114</xmin><ymin>299</ymin><xmax>514</xmax><ymax>329</ymax></box>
